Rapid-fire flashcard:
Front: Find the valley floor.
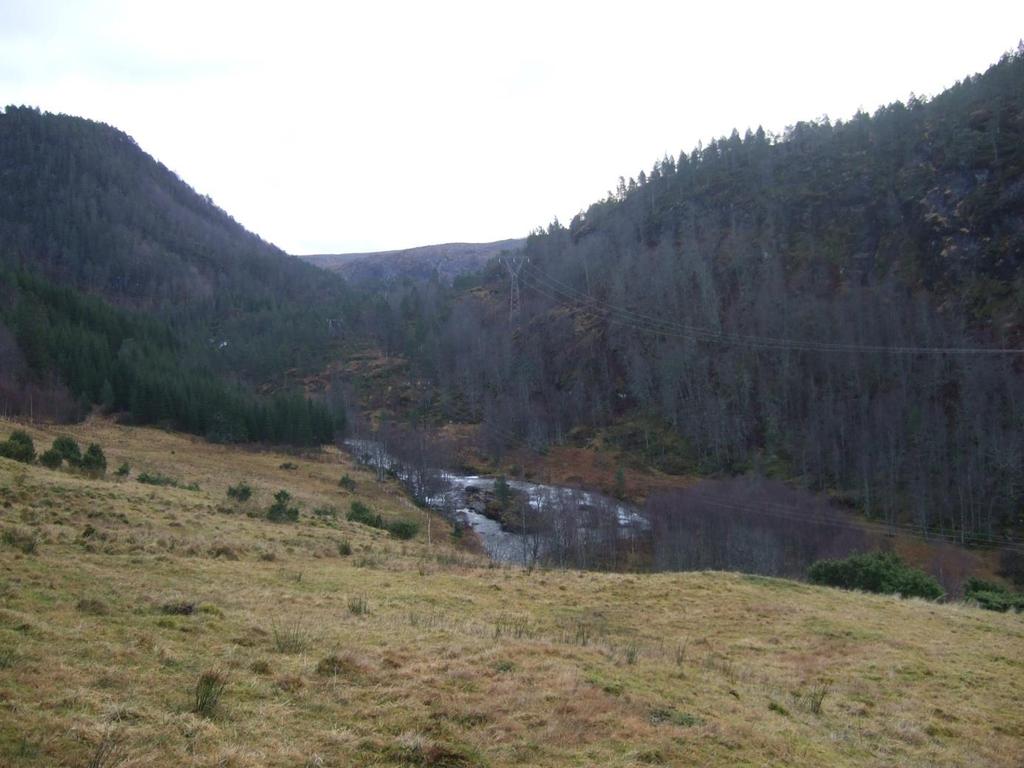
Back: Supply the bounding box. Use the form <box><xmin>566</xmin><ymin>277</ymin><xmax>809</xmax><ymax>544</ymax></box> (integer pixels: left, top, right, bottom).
<box><xmin>0</xmin><ymin>417</ymin><xmax>1022</xmax><ymax>767</ymax></box>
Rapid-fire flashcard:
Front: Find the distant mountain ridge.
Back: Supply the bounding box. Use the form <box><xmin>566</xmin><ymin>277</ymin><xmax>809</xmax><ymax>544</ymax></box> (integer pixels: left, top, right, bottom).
<box><xmin>303</xmin><ymin>238</ymin><xmax>526</xmax><ymax>284</ymax></box>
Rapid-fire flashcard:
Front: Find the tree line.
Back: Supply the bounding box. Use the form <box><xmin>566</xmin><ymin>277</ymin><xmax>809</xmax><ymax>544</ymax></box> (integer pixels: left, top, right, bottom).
<box><xmin>0</xmin><ymin>269</ymin><xmax>339</xmax><ymax>445</ymax></box>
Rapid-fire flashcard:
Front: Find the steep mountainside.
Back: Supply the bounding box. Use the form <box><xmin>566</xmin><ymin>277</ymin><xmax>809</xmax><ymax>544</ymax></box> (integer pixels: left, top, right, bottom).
<box><xmin>304</xmin><ymin>238</ymin><xmax>525</xmax><ymax>285</ymax></box>
<box><xmin>0</xmin><ymin>107</ymin><xmax>350</xmax><ymax>441</ymax></box>
<box><xmin>358</xmin><ymin>48</ymin><xmax>1024</xmax><ymax>544</ymax></box>
<box><xmin>0</xmin><ymin>106</ymin><xmax>343</xmax><ymax>311</ymax></box>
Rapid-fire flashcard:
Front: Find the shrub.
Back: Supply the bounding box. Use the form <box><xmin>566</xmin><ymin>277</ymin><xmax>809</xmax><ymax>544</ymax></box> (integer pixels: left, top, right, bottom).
<box><xmin>613</xmin><ymin>466</ymin><xmax>626</xmax><ymax>499</ymax></box>
<box><xmin>267</xmin><ymin>490</ymin><xmax>299</xmax><ymax>523</ymax></box>
<box><xmin>192</xmin><ymin>670</ymin><xmax>228</xmax><ymax>717</ymax></box>
<box><xmin>160</xmin><ymin>601</ymin><xmax>196</xmax><ymax>615</ymax></box>
<box><xmin>0</xmin><ymin>430</ymin><xmax>35</xmax><ymax>463</ymax></box>
<box><xmin>227</xmin><ymin>482</ymin><xmax>252</xmax><ymax>502</ymax></box>
<box><xmin>339</xmin><ymin>474</ymin><xmax>356</xmax><ymax>492</ymax></box>
<box><xmin>51</xmin><ymin>435</ymin><xmax>81</xmax><ymax>466</ymax></box>
<box><xmin>114</xmin><ymin>462</ymin><xmax>131</xmax><ymax>477</ymax></box>
<box><xmin>808</xmin><ymin>551</ymin><xmax>944</xmax><ymax>600</ymax></box>
<box><xmin>39</xmin><ymin>448</ymin><xmax>63</xmax><ymax>469</ymax></box>
<box><xmin>1</xmin><ymin>527</ymin><xmax>38</xmax><ymax>554</ymax></box>
<box><xmin>337</xmin><ymin>540</ymin><xmax>352</xmax><ymax>556</ymax></box>
<box><xmin>80</xmin><ymin>444</ymin><xmax>107</xmax><ymax>476</ymax></box>
<box><xmin>77</xmin><ymin>598</ymin><xmax>110</xmax><ymax>615</ymax></box>
<box><xmin>963</xmin><ymin>577</ymin><xmax>1024</xmax><ymax>612</ymax></box>
<box><xmin>314</xmin><ymin>505</ymin><xmax>338</xmax><ymax>519</ymax></box>
<box><xmin>387</xmin><ymin>520</ymin><xmax>419</xmax><ymax>540</ymax></box>
<box><xmin>138</xmin><ymin>471</ymin><xmax>178</xmax><ymax>486</ymax></box>
<box><xmin>279</xmin><ymin>462</ymin><xmax>298</xmax><ymax>470</ymax></box>
<box><xmin>494</xmin><ymin>475</ymin><xmax>512</xmax><ymax>508</ymax></box>
<box><xmin>347</xmin><ymin>500</ymin><xmax>383</xmax><ymax>528</ymax></box>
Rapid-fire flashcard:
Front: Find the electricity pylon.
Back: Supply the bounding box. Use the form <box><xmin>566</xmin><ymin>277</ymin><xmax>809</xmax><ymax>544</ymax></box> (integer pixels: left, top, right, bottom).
<box><xmin>501</xmin><ymin>253</ymin><xmax>525</xmax><ymax>320</ymax></box>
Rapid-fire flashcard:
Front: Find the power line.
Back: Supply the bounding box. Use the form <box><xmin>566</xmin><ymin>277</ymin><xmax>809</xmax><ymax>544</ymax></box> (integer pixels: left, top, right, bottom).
<box><xmin>521</xmin><ymin>264</ymin><xmax>1024</xmax><ymax>356</ymax></box>
<box><xmin>500</xmin><ymin>253</ymin><xmax>525</xmax><ymax>321</ymax></box>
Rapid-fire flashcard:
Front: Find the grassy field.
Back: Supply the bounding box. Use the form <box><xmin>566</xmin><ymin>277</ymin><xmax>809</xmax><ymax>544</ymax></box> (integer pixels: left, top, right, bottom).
<box><xmin>0</xmin><ymin>417</ymin><xmax>1022</xmax><ymax>767</ymax></box>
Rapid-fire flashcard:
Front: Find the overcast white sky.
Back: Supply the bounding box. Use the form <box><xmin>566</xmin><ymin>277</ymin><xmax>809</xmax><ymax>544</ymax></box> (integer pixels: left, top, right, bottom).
<box><xmin>1</xmin><ymin>1</ymin><xmax>1021</xmax><ymax>254</ymax></box>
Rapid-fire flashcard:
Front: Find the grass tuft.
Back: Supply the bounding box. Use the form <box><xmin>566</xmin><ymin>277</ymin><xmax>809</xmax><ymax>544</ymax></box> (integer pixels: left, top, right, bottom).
<box><xmin>272</xmin><ymin>621</ymin><xmax>311</xmax><ymax>653</ymax></box>
<box><xmin>85</xmin><ymin>728</ymin><xmax>124</xmax><ymax>768</ymax></box>
<box><xmin>316</xmin><ymin>653</ymin><xmax>360</xmax><ymax>678</ymax></box>
<box><xmin>192</xmin><ymin>669</ymin><xmax>228</xmax><ymax>717</ymax></box>
<box><xmin>348</xmin><ymin>595</ymin><xmax>370</xmax><ymax>616</ymax></box>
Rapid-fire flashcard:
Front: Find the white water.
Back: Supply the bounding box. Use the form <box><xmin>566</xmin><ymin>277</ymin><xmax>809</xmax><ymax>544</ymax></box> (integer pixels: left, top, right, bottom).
<box><xmin>344</xmin><ymin>438</ymin><xmax>644</xmax><ymax>562</ymax></box>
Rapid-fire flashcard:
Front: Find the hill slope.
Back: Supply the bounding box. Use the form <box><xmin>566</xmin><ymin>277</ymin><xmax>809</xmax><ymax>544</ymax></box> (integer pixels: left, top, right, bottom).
<box><xmin>304</xmin><ymin>238</ymin><xmax>525</xmax><ymax>285</ymax></box>
<box><xmin>0</xmin><ymin>106</ymin><xmax>344</xmax><ymax>312</ymax></box>
<box><xmin>1</xmin><ymin>417</ymin><xmax>1022</xmax><ymax>767</ymax></box>
<box><xmin>0</xmin><ymin>107</ymin><xmax>353</xmax><ymax>436</ymax></box>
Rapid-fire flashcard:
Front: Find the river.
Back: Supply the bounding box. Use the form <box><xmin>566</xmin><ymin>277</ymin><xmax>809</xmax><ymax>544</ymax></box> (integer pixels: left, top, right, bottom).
<box><xmin>345</xmin><ymin>438</ymin><xmax>644</xmax><ymax>563</ymax></box>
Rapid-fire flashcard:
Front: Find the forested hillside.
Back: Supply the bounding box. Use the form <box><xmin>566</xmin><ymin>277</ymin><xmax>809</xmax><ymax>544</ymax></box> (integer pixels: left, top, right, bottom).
<box><xmin>304</xmin><ymin>238</ymin><xmax>526</xmax><ymax>286</ymax></box>
<box><xmin>361</xmin><ymin>47</ymin><xmax>1024</xmax><ymax>544</ymax></box>
<box><xmin>0</xmin><ymin>106</ymin><xmax>350</xmax><ymax>443</ymax></box>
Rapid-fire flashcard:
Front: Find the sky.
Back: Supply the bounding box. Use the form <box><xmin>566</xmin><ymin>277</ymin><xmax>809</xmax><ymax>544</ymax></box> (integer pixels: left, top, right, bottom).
<box><xmin>1</xmin><ymin>1</ymin><xmax>1022</xmax><ymax>254</ymax></box>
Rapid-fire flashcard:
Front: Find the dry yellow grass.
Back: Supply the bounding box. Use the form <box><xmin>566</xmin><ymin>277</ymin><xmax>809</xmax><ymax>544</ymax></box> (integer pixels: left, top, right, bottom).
<box><xmin>1</xmin><ymin>416</ymin><xmax>1022</xmax><ymax>767</ymax></box>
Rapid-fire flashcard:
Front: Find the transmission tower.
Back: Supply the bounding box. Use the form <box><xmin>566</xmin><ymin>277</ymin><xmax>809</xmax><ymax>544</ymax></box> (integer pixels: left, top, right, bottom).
<box><xmin>501</xmin><ymin>253</ymin><xmax>525</xmax><ymax>320</ymax></box>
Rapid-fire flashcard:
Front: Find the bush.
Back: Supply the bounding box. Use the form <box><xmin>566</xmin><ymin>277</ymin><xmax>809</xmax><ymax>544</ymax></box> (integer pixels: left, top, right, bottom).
<box><xmin>267</xmin><ymin>490</ymin><xmax>299</xmax><ymax>523</ymax></box>
<box><xmin>227</xmin><ymin>482</ymin><xmax>252</xmax><ymax>502</ymax></box>
<box><xmin>1</xmin><ymin>527</ymin><xmax>38</xmax><ymax>554</ymax></box>
<box><xmin>138</xmin><ymin>472</ymin><xmax>178</xmax><ymax>487</ymax></box>
<box><xmin>114</xmin><ymin>462</ymin><xmax>131</xmax><ymax>477</ymax></box>
<box><xmin>346</xmin><ymin>500</ymin><xmax>417</xmax><ymax>539</ymax></box>
<box><xmin>338</xmin><ymin>540</ymin><xmax>352</xmax><ymax>556</ymax></box>
<box><xmin>339</xmin><ymin>474</ymin><xmax>356</xmax><ymax>492</ymax></box>
<box><xmin>76</xmin><ymin>598</ymin><xmax>110</xmax><ymax>615</ymax></box>
<box><xmin>314</xmin><ymin>505</ymin><xmax>338</xmax><ymax>519</ymax></box>
<box><xmin>0</xmin><ymin>430</ymin><xmax>35</xmax><ymax>463</ymax></box>
<box><xmin>51</xmin><ymin>435</ymin><xmax>81</xmax><ymax>466</ymax></box>
<box><xmin>807</xmin><ymin>551</ymin><xmax>944</xmax><ymax>600</ymax></box>
<box><xmin>39</xmin><ymin>448</ymin><xmax>63</xmax><ymax>469</ymax></box>
<box><xmin>80</xmin><ymin>443</ymin><xmax>107</xmax><ymax>475</ymax></box>
<box><xmin>347</xmin><ymin>500</ymin><xmax>383</xmax><ymax>528</ymax></box>
<box><xmin>494</xmin><ymin>475</ymin><xmax>512</xmax><ymax>508</ymax></box>
<box><xmin>963</xmin><ymin>577</ymin><xmax>1024</xmax><ymax>612</ymax></box>
<box><xmin>160</xmin><ymin>601</ymin><xmax>196</xmax><ymax>615</ymax></box>
<box><xmin>387</xmin><ymin>520</ymin><xmax>419</xmax><ymax>540</ymax></box>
